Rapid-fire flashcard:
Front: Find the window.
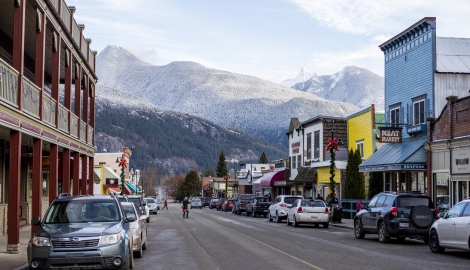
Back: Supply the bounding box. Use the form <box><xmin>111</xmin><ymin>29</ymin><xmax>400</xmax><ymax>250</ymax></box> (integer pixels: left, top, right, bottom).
<box><xmin>292</xmin><ymin>155</ymin><xmax>296</xmax><ymax>169</ymax></box>
<box><xmin>356</xmin><ymin>141</ymin><xmax>364</xmax><ymax>159</ymax></box>
<box><xmin>390</xmin><ymin>106</ymin><xmax>400</xmax><ymax>126</ymax></box>
<box><xmin>413</xmin><ymin>99</ymin><xmax>425</xmax><ymax>125</ymax></box>
<box><xmin>462</xmin><ymin>203</ymin><xmax>470</xmax><ymax>217</ymax></box>
<box><xmin>447</xmin><ymin>202</ymin><xmax>466</xmax><ymax>218</ymax></box>
<box><xmin>375</xmin><ymin>196</ymin><xmax>387</xmax><ymax>207</ymax></box>
<box><xmin>307</xmin><ymin>134</ymin><xmax>312</xmax><ymax>159</ymax></box>
<box><xmin>314</xmin><ymin>132</ymin><xmax>320</xmax><ymax>159</ymax></box>
<box><xmin>368</xmin><ymin>196</ymin><xmax>379</xmax><ymax>208</ymax></box>
<box><xmin>383</xmin><ymin>196</ymin><xmax>395</xmax><ymax>207</ymax></box>
<box><xmin>297</xmin><ymin>155</ymin><xmax>301</xmax><ymax>168</ymax></box>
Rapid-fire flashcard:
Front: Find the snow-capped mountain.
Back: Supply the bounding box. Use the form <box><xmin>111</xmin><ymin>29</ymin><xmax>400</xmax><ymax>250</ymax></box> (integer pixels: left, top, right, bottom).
<box><xmin>283</xmin><ymin>66</ymin><xmax>384</xmax><ymax>110</ymax></box>
<box><xmin>280</xmin><ymin>68</ymin><xmax>314</xmax><ymax>88</ymax></box>
<box><xmin>96</xmin><ymin>45</ymin><xmax>358</xmax><ymax>145</ymax></box>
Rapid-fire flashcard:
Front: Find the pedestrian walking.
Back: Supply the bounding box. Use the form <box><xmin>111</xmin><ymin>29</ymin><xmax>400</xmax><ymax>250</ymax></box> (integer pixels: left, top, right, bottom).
<box><xmin>356</xmin><ymin>198</ymin><xmax>363</xmax><ymax>213</ymax></box>
<box><xmin>224</xmin><ymin>200</ymin><xmax>228</xmax><ymax>212</ymax></box>
<box><xmin>162</xmin><ymin>199</ymin><xmax>168</xmax><ymax>210</ymax></box>
<box><xmin>182</xmin><ymin>197</ymin><xmax>189</xmax><ymax>218</ymax></box>
<box><xmin>315</xmin><ymin>194</ymin><xmax>324</xmax><ymax>201</ymax></box>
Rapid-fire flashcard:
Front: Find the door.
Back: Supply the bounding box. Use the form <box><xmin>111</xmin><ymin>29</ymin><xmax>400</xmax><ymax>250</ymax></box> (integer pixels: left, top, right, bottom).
<box><xmin>455</xmin><ymin>202</ymin><xmax>470</xmax><ymax>249</ymax></box>
<box><xmin>439</xmin><ymin>202</ymin><xmax>466</xmax><ymax>247</ymax></box>
<box><xmin>362</xmin><ymin>195</ymin><xmax>379</xmax><ymax>230</ymax></box>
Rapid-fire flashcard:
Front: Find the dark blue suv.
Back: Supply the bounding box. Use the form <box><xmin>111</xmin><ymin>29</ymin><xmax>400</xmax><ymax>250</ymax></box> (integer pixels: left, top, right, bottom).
<box><xmin>28</xmin><ymin>193</ymin><xmax>136</xmax><ymax>269</ymax></box>
<box><xmin>354</xmin><ymin>191</ymin><xmax>438</xmax><ymax>244</ymax></box>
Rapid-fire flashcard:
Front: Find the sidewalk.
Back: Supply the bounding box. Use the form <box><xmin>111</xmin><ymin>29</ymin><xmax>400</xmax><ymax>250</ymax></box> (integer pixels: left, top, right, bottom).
<box><xmin>330</xmin><ymin>218</ymin><xmax>354</xmax><ymax>230</ymax></box>
<box><xmin>0</xmin><ymin>226</ymin><xmax>31</xmax><ymax>270</ymax></box>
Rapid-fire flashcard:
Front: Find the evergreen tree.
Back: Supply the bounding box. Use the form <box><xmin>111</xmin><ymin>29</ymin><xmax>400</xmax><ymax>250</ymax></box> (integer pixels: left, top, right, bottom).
<box><xmin>180</xmin><ymin>170</ymin><xmax>201</xmax><ymax>198</ymax></box>
<box><xmin>344</xmin><ymin>149</ymin><xmax>366</xmax><ymax>199</ymax></box>
<box><xmin>203</xmin><ymin>167</ymin><xmax>216</xmax><ymax>177</ymax></box>
<box><xmin>259</xmin><ymin>152</ymin><xmax>269</xmax><ymax>163</ymax></box>
<box><xmin>368</xmin><ymin>171</ymin><xmax>384</xmax><ymax>199</ymax></box>
<box><xmin>216</xmin><ymin>151</ymin><xmax>229</xmax><ymax>177</ymax></box>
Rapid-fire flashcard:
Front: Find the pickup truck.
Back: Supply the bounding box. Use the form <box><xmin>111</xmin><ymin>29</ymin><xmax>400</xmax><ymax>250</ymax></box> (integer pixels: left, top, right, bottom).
<box><xmin>234</xmin><ymin>194</ymin><xmax>254</xmax><ymax>215</ymax></box>
<box><xmin>246</xmin><ymin>196</ymin><xmax>271</xmax><ymax>217</ymax></box>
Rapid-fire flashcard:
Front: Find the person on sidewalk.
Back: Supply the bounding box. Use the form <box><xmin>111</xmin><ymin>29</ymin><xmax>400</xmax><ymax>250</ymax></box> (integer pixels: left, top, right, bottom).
<box><xmin>356</xmin><ymin>198</ymin><xmax>363</xmax><ymax>213</ymax></box>
<box><xmin>315</xmin><ymin>194</ymin><xmax>324</xmax><ymax>201</ymax></box>
<box><xmin>224</xmin><ymin>200</ymin><xmax>228</xmax><ymax>212</ymax></box>
<box><xmin>182</xmin><ymin>197</ymin><xmax>189</xmax><ymax>218</ymax></box>
<box><xmin>162</xmin><ymin>199</ymin><xmax>168</xmax><ymax>210</ymax></box>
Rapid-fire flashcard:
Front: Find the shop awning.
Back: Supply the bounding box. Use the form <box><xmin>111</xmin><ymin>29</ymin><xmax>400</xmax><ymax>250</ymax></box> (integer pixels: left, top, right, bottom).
<box><xmin>253</xmin><ymin>178</ymin><xmax>263</xmax><ymax>189</ymax></box>
<box><xmin>260</xmin><ymin>171</ymin><xmax>285</xmax><ymax>187</ymax></box>
<box><xmin>108</xmin><ymin>187</ymin><xmax>121</xmax><ymax>194</ymax></box>
<box><xmin>359</xmin><ymin>136</ymin><xmax>427</xmax><ymax>172</ymax></box>
<box><xmin>203</xmin><ymin>183</ymin><xmax>210</xmax><ymax>190</ymax></box>
<box><xmin>294</xmin><ymin>167</ymin><xmax>317</xmax><ymax>185</ymax></box>
<box><xmin>126</xmin><ymin>182</ymin><xmax>137</xmax><ymax>193</ymax></box>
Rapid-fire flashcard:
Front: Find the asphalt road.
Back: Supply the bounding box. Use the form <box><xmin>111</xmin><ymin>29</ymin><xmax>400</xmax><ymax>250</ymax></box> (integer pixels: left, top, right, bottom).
<box><xmin>136</xmin><ymin>205</ymin><xmax>469</xmax><ymax>270</ymax></box>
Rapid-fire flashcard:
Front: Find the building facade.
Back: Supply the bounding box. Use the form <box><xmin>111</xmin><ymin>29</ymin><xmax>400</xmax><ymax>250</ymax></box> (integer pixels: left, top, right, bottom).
<box><xmin>0</xmin><ymin>0</ymin><xmax>97</xmax><ymax>253</ymax></box>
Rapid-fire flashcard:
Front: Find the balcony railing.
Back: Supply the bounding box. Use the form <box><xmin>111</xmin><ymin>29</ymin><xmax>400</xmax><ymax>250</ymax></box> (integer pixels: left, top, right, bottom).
<box><xmin>79</xmin><ymin>120</ymin><xmax>86</xmax><ymax>142</ymax></box>
<box><xmin>22</xmin><ymin>77</ymin><xmax>40</xmax><ymax>118</ymax></box>
<box><xmin>43</xmin><ymin>93</ymin><xmax>56</xmax><ymax>126</ymax></box>
<box><xmin>0</xmin><ymin>58</ymin><xmax>19</xmax><ymax>107</ymax></box>
<box><xmin>87</xmin><ymin>126</ymin><xmax>93</xmax><ymax>145</ymax></box>
<box><xmin>89</xmin><ymin>50</ymin><xmax>94</xmax><ymax>71</ymax></box>
<box><xmin>61</xmin><ymin>0</ymin><xmax>71</xmax><ymax>32</ymax></box>
<box><xmin>58</xmin><ymin>104</ymin><xmax>69</xmax><ymax>132</ymax></box>
<box><xmin>70</xmin><ymin>113</ymin><xmax>79</xmax><ymax>138</ymax></box>
<box><xmin>50</xmin><ymin>0</ymin><xmax>60</xmax><ymax>13</ymax></box>
<box><xmin>72</xmin><ymin>20</ymin><xmax>80</xmax><ymax>47</ymax></box>
<box><xmin>81</xmin><ymin>36</ymin><xmax>88</xmax><ymax>60</ymax></box>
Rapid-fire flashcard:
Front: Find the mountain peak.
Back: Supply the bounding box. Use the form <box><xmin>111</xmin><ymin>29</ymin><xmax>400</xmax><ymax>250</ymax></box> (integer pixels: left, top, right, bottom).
<box><xmin>280</xmin><ymin>67</ymin><xmax>314</xmax><ymax>87</ymax></box>
<box><xmin>97</xmin><ymin>45</ymin><xmax>151</xmax><ymax>67</ymax></box>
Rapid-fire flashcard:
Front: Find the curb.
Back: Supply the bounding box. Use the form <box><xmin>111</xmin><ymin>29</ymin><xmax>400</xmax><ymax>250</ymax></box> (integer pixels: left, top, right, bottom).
<box><xmin>330</xmin><ymin>222</ymin><xmax>353</xmax><ymax>230</ymax></box>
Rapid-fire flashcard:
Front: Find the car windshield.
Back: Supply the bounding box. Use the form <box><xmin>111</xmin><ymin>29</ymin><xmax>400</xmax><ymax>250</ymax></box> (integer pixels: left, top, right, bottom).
<box><xmin>45</xmin><ymin>200</ymin><xmax>120</xmax><ymax>223</ymax></box>
<box><xmin>193</xmin><ymin>200</ymin><xmax>201</xmax><ymax>203</ymax></box>
<box><xmin>128</xmin><ymin>198</ymin><xmax>142</xmax><ymax>207</ymax></box>
<box><xmin>284</xmin><ymin>197</ymin><xmax>301</xmax><ymax>204</ymax></box>
<box><xmin>145</xmin><ymin>198</ymin><xmax>156</xmax><ymax>204</ymax></box>
<box><xmin>397</xmin><ymin>197</ymin><xmax>432</xmax><ymax>208</ymax></box>
<box><xmin>122</xmin><ymin>204</ymin><xmax>137</xmax><ymax>217</ymax></box>
<box><xmin>255</xmin><ymin>197</ymin><xmax>269</xmax><ymax>202</ymax></box>
<box><xmin>302</xmin><ymin>200</ymin><xmax>325</xmax><ymax>207</ymax></box>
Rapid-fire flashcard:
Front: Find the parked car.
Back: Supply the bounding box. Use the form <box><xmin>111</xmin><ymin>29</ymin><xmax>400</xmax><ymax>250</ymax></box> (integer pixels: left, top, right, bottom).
<box><xmin>246</xmin><ymin>196</ymin><xmax>270</xmax><ymax>217</ymax></box>
<box><xmin>27</xmin><ymin>193</ymin><xmax>136</xmax><ymax>269</ymax></box>
<box><xmin>268</xmin><ymin>195</ymin><xmax>303</xmax><ymax>222</ymax></box>
<box><xmin>429</xmin><ymin>197</ymin><xmax>470</xmax><ymax>253</ymax></box>
<box><xmin>191</xmin><ymin>199</ymin><xmax>203</xmax><ymax>209</ymax></box>
<box><xmin>115</xmin><ymin>194</ymin><xmax>129</xmax><ymax>203</ymax></box>
<box><xmin>128</xmin><ymin>195</ymin><xmax>150</xmax><ymax>223</ymax></box>
<box><xmin>144</xmin><ymin>197</ymin><xmax>158</xmax><ymax>215</ymax></box>
<box><xmin>226</xmin><ymin>200</ymin><xmax>235</xmax><ymax>211</ymax></box>
<box><xmin>121</xmin><ymin>202</ymin><xmax>148</xmax><ymax>258</ymax></box>
<box><xmin>216</xmin><ymin>198</ymin><xmax>226</xmax><ymax>211</ymax></box>
<box><xmin>234</xmin><ymin>194</ymin><xmax>255</xmax><ymax>215</ymax></box>
<box><xmin>354</xmin><ymin>191</ymin><xmax>438</xmax><ymax>243</ymax></box>
<box><xmin>209</xmin><ymin>199</ymin><xmax>219</xmax><ymax>209</ymax></box>
<box><xmin>202</xmin><ymin>197</ymin><xmax>211</xmax><ymax>207</ymax></box>
<box><xmin>286</xmin><ymin>199</ymin><xmax>329</xmax><ymax>228</ymax></box>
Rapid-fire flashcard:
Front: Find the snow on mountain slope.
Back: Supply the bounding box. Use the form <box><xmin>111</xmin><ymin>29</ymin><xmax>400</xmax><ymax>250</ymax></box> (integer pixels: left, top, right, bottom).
<box><xmin>280</xmin><ymin>68</ymin><xmax>314</xmax><ymax>88</ymax></box>
<box><xmin>96</xmin><ymin>45</ymin><xmax>358</xmax><ymax>144</ymax></box>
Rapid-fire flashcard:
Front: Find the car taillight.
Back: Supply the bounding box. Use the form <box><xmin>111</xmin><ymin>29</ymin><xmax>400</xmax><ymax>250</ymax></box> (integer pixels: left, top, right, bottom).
<box><xmin>434</xmin><ymin>208</ymin><xmax>439</xmax><ymax>218</ymax></box>
<box><xmin>390</xmin><ymin>207</ymin><xmax>398</xmax><ymax>216</ymax></box>
<box><xmin>280</xmin><ymin>203</ymin><xmax>287</xmax><ymax>207</ymax></box>
<box><xmin>253</xmin><ymin>204</ymin><xmax>258</xmax><ymax>208</ymax></box>
<box><xmin>325</xmin><ymin>207</ymin><xmax>329</xmax><ymax>213</ymax></box>
<box><xmin>297</xmin><ymin>207</ymin><xmax>303</xmax><ymax>213</ymax></box>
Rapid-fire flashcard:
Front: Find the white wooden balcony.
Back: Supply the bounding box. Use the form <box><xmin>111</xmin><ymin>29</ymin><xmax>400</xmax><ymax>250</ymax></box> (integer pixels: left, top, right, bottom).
<box><xmin>0</xmin><ymin>58</ymin><xmax>19</xmax><ymax>107</ymax></box>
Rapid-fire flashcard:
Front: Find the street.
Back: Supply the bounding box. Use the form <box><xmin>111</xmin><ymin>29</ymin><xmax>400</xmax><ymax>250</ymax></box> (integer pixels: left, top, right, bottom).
<box><xmin>136</xmin><ymin>205</ymin><xmax>469</xmax><ymax>270</ymax></box>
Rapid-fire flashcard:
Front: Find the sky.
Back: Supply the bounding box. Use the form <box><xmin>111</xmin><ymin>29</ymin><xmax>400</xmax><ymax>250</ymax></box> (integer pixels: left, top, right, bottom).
<box><xmin>67</xmin><ymin>0</ymin><xmax>470</xmax><ymax>83</ymax></box>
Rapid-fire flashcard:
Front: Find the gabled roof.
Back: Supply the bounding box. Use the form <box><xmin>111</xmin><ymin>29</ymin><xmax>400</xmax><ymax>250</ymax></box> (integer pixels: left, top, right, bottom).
<box><xmin>286</xmin><ymin>118</ymin><xmax>300</xmax><ymax>135</ymax></box>
<box><xmin>436</xmin><ymin>37</ymin><xmax>470</xmax><ymax>73</ymax></box>
<box><xmin>293</xmin><ymin>167</ymin><xmax>317</xmax><ymax>184</ymax></box>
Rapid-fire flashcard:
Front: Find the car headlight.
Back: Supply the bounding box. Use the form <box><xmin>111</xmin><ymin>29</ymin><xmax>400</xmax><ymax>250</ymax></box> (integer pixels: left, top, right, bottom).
<box><xmin>32</xmin><ymin>236</ymin><xmax>51</xmax><ymax>247</ymax></box>
<box><xmin>100</xmin><ymin>233</ymin><xmax>121</xmax><ymax>246</ymax></box>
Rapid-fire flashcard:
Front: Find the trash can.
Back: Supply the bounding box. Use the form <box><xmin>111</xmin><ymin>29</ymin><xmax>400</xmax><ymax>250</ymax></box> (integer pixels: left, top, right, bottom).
<box><xmin>331</xmin><ymin>204</ymin><xmax>342</xmax><ymax>223</ymax></box>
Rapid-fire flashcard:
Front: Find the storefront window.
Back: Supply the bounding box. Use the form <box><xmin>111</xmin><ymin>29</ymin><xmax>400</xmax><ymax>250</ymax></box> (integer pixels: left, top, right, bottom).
<box><xmin>434</xmin><ymin>173</ymin><xmax>449</xmax><ymax>213</ymax></box>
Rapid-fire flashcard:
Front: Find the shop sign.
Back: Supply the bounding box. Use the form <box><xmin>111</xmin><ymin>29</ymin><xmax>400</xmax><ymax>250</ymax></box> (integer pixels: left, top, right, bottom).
<box><xmin>292</xmin><ymin>141</ymin><xmax>300</xmax><ymax>154</ymax></box>
<box><xmin>436</xmin><ymin>179</ymin><xmax>448</xmax><ymax>186</ymax></box>
<box><xmin>105</xmin><ymin>178</ymin><xmax>118</xmax><ymax>187</ymax></box>
<box><xmin>451</xmin><ymin>148</ymin><xmax>470</xmax><ymax>174</ymax></box>
<box><xmin>379</xmin><ymin>127</ymin><xmax>402</xmax><ymax>143</ymax></box>
<box><xmin>274</xmin><ymin>181</ymin><xmax>286</xmax><ymax>186</ymax></box>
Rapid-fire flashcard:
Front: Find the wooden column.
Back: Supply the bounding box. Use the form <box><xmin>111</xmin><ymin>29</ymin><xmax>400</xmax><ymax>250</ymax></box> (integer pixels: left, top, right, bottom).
<box><xmin>64</xmin><ymin>49</ymin><xmax>72</xmax><ymax>132</ymax></box>
<box><xmin>31</xmin><ymin>138</ymin><xmax>43</xmax><ymax>237</ymax></box>
<box><xmin>88</xmin><ymin>156</ymin><xmax>94</xmax><ymax>195</ymax></box>
<box><xmin>35</xmin><ymin>8</ymin><xmax>46</xmax><ymax>120</ymax></box>
<box><xmin>62</xmin><ymin>149</ymin><xmax>71</xmax><ymax>193</ymax></box>
<box><xmin>52</xmin><ymin>31</ymin><xmax>61</xmax><ymax>128</ymax></box>
<box><xmin>7</xmin><ymin>131</ymin><xmax>21</xmax><ymax>253</ymax></box>
<box><xmin>81</xmin><ymin>155</ymin><xmax>87</xmax><ymax>195</ymax></box>
<box><xmin>49</xmin><ymin>144</ymin><xmax>58</xmax><ymax>205</ymax></box>
<box><xmin>90</xmin><ymin>83</ymin><xmax>95</xmax><ymax>145</ymax></box>
<box><xmin>72</xmin><ymin>152</ymin><xmax>80</xmax><ymax>195</ymax></box>
<box><xmin>74</xmin><ymin>65</ymin><xmax>82</xmax><ymax>131</ymax></box>
<box><xmin>13</xmin><ymin>0</ymin><xmax>25</xmax><ymax>110</ymax></box>
<box><xmin>82</xmin><ymin>74</ymin><xmax>89</xmax><ymax>140</ymax></box>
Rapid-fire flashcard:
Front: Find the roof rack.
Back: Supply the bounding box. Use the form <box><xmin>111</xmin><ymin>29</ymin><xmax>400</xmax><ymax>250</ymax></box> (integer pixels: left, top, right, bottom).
<box><xmin>380</xmin><ymin>191</ymin><xmax>397</xmax><ymax>195</ymax></box>
<box><xmin>57</xmin><ymin>193</ymin><xmax>72</xmax><ymax>199</ymax></box>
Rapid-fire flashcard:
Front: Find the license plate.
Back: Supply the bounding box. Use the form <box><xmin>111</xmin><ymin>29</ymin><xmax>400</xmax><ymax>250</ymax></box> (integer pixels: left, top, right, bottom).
<box><xmin>399</xmin><ymin>222</ymin><xmax>409</xmax><ymax>228</ymax></box>
<box><xmin>311</xmin><ymin>217</ymin><xmax>318</xmax><ymax>221</ymax></box>
<box><xmin>264</xmin><ymin>210</ymin><xmax>268</xmax><ymax>212</ymax></box>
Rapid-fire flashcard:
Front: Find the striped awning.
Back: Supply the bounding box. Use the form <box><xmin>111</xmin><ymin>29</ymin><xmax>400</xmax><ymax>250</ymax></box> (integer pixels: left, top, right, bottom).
<box><xmin>126</xmin><ymin>182</ymin><xmax>137</xmax><ymax>193</ymax></box>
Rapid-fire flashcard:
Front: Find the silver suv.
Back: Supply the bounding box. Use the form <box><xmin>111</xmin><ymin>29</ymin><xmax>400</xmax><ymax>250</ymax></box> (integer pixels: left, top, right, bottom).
<box><xmin>27</xmin><ymin>193</ymin><xmax>136</xmax><ymax>269</ymax></box>
<box><xmin>268</xmin><ymin>195</ymin><xmax>303</xmax><ymax>223</ymax></box>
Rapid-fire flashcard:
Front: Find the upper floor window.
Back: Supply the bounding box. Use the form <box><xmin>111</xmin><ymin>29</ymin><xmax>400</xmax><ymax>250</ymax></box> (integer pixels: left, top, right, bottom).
<box><xmin>314</xmin><ymin>132</ymin><xmax>320</xmax><ymax>159</ymax></box>
<box><xmin>356</xmin><ymin>141</ymin><xmax>364</xmax><ymax>159</ymax></box>
<box><xmin>390</xmin><ymin>106</ymin><xmax>400</xmax><ymax>126</ymax></box>
<box><xmin>292</xmin><ymin>156</ymin><xmax>296</xmax><ymax>169</ymax></box>
<box><xmin>307</xmin><ymin>134</ymin><xmax>312</xmax><ymax>160</ymax></box>
<box><xmin>413</xmin><ymin>99</ymin><xmax>425</xmax><ymax>125</ymax></box>
<box><xmin>297</xmin><ymin>155</ymin><xmax>301</xmax><ymax>168</ymax></box>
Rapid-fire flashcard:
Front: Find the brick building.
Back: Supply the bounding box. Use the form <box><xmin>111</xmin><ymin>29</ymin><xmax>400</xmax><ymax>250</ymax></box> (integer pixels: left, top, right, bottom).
<box><xmin>0</xmin><ymin>0</ymin><xmax>97</xmax><ymax>253</ymax></box>
<box><xmin>427</xmin><ymin>96</ymin><xmax>470</xmax><ymax>211</ymax></box>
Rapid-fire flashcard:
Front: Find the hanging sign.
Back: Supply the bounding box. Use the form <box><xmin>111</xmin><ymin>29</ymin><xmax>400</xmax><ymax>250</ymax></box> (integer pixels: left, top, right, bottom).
<box><xmin>379</xmin><ymin>127</ymin><xmax>402</xmax><ymax>143</ymax></box>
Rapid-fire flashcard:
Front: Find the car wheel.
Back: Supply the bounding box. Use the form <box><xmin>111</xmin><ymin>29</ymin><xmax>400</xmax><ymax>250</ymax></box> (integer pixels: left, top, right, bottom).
<box><xmin>293</xmin><ymin>215</ymin><xmax>299</xmax><ymax>227</ymax></box>
<box><xmin>286</xmin><ymin>215</ymin><xmax>291</xmax><ymax>226</ymax></box>
<box><xmin>378</xmin><ymin>222</ymin><xmax>390</xmax><ymax>243</ymax></box>
<box><xmin>354</xmin><ymin>219</ymin><xmax>365</xmax><ymax>239</ymax></box>
<box><xmin>323</xmin><ymin>222</ymin><xmax>329</xmax><ymax>228</ymax></box>
<box><xmin>429</xmin><ymin>230</ymin><xmax>445</xmax><ymax>253</ymax></box>
<box><xmin>134</xmin><ymin>238</ymin><xmax>143</xmax><ymax>258</ymax></box>
<box><xmin>268</xmin><ymin>212</ymin><xmax>273</xmax><ymax>222</ymax></box>
<box><xmin>276</xmin><ymin>212</ymin><xmax>281</xmax><ymax>223</ymax></box>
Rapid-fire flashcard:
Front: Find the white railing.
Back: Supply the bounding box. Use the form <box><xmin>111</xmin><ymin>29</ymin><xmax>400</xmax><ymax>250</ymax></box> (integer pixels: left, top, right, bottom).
<box><xmin>58</xmin><ymin>104</ymin><xmax>69</xmax><ymax>132</ymax></box>
<box><xmin>81</xmin><ymin>36</ymin><xmax>88</xmax><ymax>60</ymax></box>
<box><xmin>61</xmin><ymin>0</ymin><xmax>71</xmax><ymax>32</ymax></box>
<box><xmin>0</xmin><ymin>58</ymin><xmax>19</xmax><ymax>107</ymax></box>
<box><xmin>80</xmin><ymin>120</ymin><xmax>86</xmax><ymax>142</ymax></box>
<box><xmin>22</xmin><ymin>77</ymin><xmax>40</xmax><ymax>118</ymax></box>
<box><xmin>70</xmin><ymin>113</ymin><xmax>79</xmax><ymax>138</ymax></box>
<box><xmin>88</xmin><ymin>50</ymin><xmax>94</xmax><ymax>71</ymax></box>
<box><xmin>87</xmin><ymin>126</ymin><xmax>93</xmax><ymax>145</ymax></box>
<box><xmin>43</xmin><ymin>93</ymin><xmax>57</xmax><ymax>126</ymax></box>
<box><xmin>72</xmin><ymin>20</ymin><xmax>80</xmax><ymax>46</ymax></box>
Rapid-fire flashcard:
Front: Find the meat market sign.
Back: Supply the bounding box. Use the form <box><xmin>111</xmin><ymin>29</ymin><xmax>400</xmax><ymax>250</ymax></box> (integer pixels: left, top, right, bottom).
<box><xmin>379</xmin><ymin>127</ymin><xmax>402</xmax><ymax>143</ymax></box>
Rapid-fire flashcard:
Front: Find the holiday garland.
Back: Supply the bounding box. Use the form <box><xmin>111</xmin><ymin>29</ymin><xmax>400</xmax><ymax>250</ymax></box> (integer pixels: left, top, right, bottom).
<box><xmin>326</xmin><ymin>138</ymin><xmax>338</xmax><ymax>206</ymax></box>
<box><xmin>118</xmin><ymin>158</ymin><xmax>127</xmax><ymax>195</ymax></box>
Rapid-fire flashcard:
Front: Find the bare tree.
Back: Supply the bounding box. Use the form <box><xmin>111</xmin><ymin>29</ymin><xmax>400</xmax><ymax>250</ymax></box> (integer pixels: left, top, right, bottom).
<box><xmin>140</xmin><ymin>166</ymin><xmax>159</xmax><ymax>194</ymax></box>
<box><xmin>162</xmin><ymin>175</ymin><xmax>185</xmax><ymax>199</ymax></box>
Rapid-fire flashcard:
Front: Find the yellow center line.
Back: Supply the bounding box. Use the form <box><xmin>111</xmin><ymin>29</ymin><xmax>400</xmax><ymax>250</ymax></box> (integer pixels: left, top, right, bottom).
<box><xmin>207</xmin><ymin>218</ymin><xmax>324</xmax><ymax>270</ymax></box>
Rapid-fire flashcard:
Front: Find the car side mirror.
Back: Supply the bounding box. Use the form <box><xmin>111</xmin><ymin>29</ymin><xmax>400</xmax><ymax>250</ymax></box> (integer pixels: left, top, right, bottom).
<box><xmin>142</xmin><ymin>203</ymin><xmax>147</xmax><ymax>206</ymax></box>
<box><xmin>126</xmin><ymin>214</ymin><xmax>136</xmax><ymax>222</ymax></box>
<box><xmin>31</xmin><ymin>216</ymin><xmax>41</xmax><ymax>225</ymax></box>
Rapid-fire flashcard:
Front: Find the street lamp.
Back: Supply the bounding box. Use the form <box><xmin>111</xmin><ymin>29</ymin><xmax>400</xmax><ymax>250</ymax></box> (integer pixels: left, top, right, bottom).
<box><xmin>223</xmin><ymin>175</ymin><xmax>229</xmax><ymax>199</ymax></box>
